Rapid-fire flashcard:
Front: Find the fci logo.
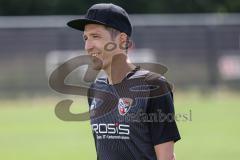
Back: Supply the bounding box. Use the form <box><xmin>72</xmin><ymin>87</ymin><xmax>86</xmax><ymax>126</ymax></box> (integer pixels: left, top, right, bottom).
<box><xmin>118</xmin><ymin>98</ymin><xmax>133</xmax><ymax>116</ymax></box>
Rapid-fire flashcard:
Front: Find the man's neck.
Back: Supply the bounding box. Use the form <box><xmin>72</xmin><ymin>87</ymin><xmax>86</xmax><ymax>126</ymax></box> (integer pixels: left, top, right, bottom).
<box><xmin>105</xmin><ymin>54</ymin><xmax>136</xmax><ymax>85</ymax></box>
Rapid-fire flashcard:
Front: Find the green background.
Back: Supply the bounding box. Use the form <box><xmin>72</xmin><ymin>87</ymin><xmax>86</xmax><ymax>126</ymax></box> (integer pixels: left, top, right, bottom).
<box><xmin>1</xmin><ymin>90</ymin><xmax>239</xmax><ymax>160</ymax></box>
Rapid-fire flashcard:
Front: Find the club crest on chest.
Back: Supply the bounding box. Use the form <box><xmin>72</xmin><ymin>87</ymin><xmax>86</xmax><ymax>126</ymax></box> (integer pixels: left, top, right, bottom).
<box><xmin>118</xmin><ymin>98</ymin><xmax>133</xmax><ymax>116</ymax></box>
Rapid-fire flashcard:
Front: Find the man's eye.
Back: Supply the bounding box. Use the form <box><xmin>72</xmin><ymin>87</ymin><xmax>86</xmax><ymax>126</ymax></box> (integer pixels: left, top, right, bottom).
<box><xmin>83</xmin><ymin>36</ymin><xmax>88</xmax><ymax>41</ymax></box>
<box><xmin>93</xmin><ymin>35</ymin><xmax>100</xmax><ymax>38</ymax></box>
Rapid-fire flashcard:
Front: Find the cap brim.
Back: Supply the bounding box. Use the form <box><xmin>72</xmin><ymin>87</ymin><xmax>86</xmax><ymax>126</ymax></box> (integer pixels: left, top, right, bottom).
<box><xmin>67</xmin><ymin>18</ymin><xmax>106</xmax><ymax>31</ymax></box>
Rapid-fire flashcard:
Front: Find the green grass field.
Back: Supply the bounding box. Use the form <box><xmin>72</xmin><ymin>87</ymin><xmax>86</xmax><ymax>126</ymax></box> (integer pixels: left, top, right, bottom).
<box><xmin>0</xmin><ymin>90</ymin><xmax>239</xmax><ymax>160</ymax></box>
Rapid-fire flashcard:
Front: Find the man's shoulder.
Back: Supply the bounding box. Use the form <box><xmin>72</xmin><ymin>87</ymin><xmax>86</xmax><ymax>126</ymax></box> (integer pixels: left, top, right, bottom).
<box><xmin>141</xmin><ymin>70</ymin><xmax>170</xmax><ymax>87</ymax></box>
<box><xmin>140</xmin><ymin>70</ymin><xmax>173</xmax><ymax>96</ymax></box>
<box><xmin>87</xmin><ymin>77</ymin><xmax>108</xmax><ymax>102</ymax></box>
<box><xmin>89</xmin><ymin>77</ymin><xmax>107</xmax><ymax>88</ymax></box>
<box><xmin>144</xmin><ymin>71</ymin><xmax>167</xmax><ymax>82</ymax></box>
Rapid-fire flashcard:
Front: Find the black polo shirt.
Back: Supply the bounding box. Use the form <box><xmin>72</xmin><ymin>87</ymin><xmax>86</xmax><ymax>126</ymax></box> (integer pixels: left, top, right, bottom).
<box><xmin>87</xmin><ymin>69</ymin><xmax>181</xmax><ymax>160</ymax></box>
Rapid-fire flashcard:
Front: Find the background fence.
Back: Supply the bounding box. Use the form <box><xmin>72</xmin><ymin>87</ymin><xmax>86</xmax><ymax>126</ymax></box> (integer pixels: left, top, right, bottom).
<box><xmin>1</xmin><ymin>14</ymin><xmax>240</xmax><ymax>97</ymax></box>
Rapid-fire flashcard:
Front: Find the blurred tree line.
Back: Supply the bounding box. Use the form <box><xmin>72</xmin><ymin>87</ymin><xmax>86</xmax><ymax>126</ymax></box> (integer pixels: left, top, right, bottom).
<box><xmin>0</xmin><ymin>0</ymin><xmax>240</xmax><ymax>15</ymax></box>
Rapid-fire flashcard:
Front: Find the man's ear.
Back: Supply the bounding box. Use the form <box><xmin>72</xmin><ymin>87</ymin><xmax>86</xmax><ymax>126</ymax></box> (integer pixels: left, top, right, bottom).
<box><xmin>118</xmin><ymin>33</ymin><xmax>128</xmax><ymax>51</ymax></box>
<box><xmin>119</xmin><ymin>33</ymin><xmax>128</xmax><ymax>43</ymax></box>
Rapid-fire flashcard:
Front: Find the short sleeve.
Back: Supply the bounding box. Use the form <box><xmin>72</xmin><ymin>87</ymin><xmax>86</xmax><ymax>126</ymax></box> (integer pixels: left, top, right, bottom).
<box><xmin>147</xmin><ymin>91</ymin><xmax>181</xmax><ymax>146</ymax></box>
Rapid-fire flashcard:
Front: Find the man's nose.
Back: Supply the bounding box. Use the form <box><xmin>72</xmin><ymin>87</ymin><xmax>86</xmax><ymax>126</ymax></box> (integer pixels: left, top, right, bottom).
<box><xmin>84</xmin><ymin>40</ymin><xmax>94</xmax><ymax>52</ymax></box>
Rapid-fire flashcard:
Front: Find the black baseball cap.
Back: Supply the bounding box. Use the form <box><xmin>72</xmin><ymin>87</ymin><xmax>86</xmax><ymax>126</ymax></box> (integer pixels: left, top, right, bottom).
<box><xmin>67</xmin><ymin>3</ymin><xmax>132</xmax><ymax>36</ymax></box>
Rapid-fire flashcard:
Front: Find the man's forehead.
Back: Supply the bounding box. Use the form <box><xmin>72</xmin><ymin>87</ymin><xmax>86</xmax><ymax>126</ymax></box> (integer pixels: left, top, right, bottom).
<box><xmin>84</xmin><ymin>24</ymin><xmax>107</xmax><ymax>34</ymax></box>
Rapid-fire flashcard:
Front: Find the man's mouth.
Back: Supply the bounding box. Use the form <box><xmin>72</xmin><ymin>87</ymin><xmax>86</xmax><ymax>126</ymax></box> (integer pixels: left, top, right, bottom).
<box><xmin>90</xmin><ymin>52</ymin><xmax>100</xmax><ymax>57</ymax></box>
<box><xmin>90</xmin><ymin>52</ymin><xmax>102</xmax><ymax>62</ymax></box>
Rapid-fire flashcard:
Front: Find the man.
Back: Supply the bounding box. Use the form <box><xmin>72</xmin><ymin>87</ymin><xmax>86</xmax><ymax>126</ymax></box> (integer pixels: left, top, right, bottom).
<box><xmin>67</xmin><ymin>3</ymin><xmax>180</xmax><ymax>160</ymax></box>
